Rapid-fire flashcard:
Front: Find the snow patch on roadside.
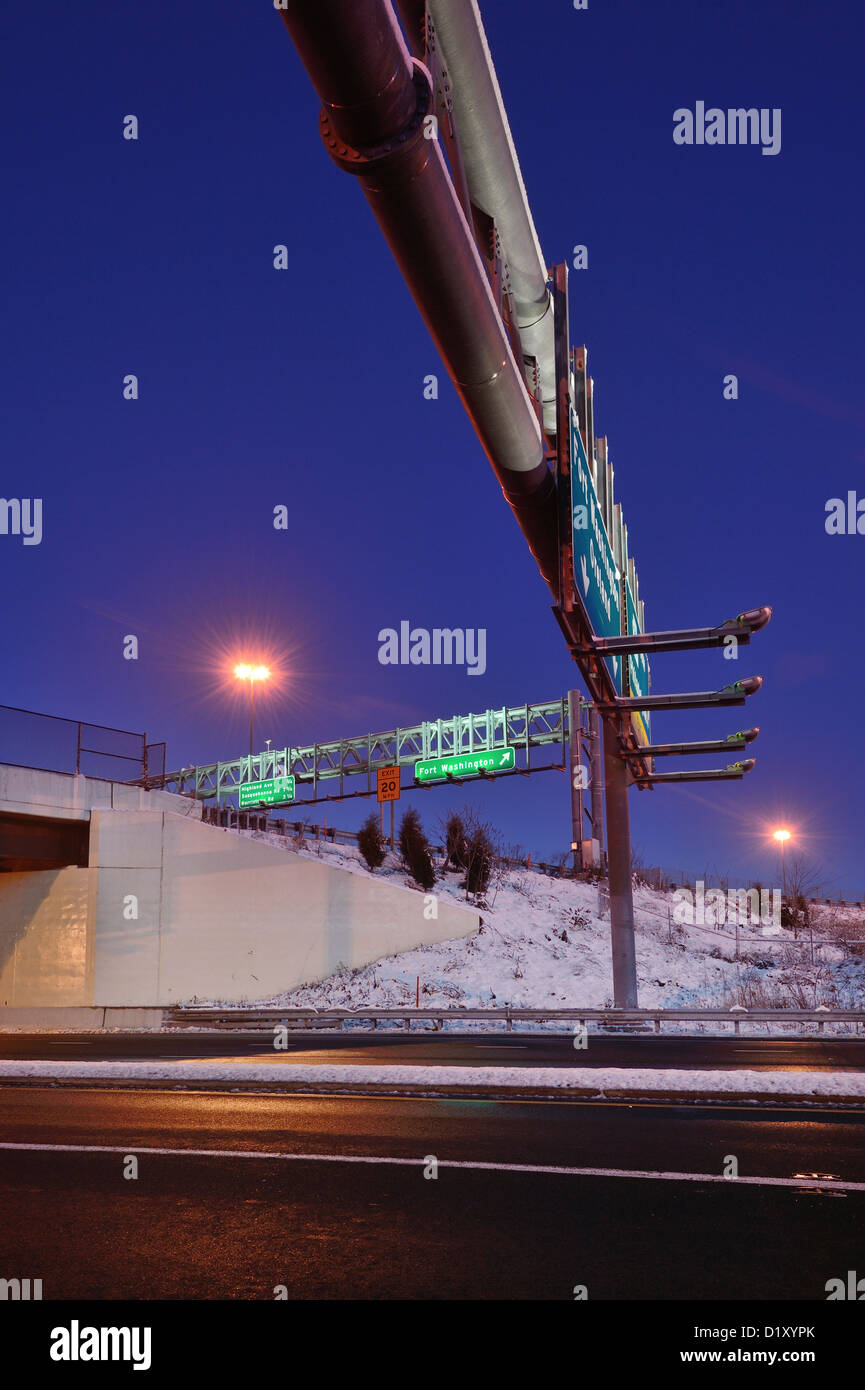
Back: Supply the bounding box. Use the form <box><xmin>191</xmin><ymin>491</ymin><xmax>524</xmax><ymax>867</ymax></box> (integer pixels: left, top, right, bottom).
<box><xmin>1</xmin><ymin>1058</ymin><xmax>864</xmax><ymax>1098</ymax></box>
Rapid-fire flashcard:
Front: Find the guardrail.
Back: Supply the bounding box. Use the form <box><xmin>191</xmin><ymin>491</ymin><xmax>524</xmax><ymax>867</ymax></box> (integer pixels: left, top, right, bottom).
<box><xmin>195</xmin><ymin>814</ymin><xmax>865</xmax><ymax>905</ymax></box>
<box><xmin>165</xmin><ymin>1006</ymin><xmax>865</xmax><ymax>1036</ymax></box>
<box><xmin>806</xmin><ymin>897</ymin><xmax>865</xmax><ymax>909</ymax></box>
<box><xmin>205</xmin><ymin>811</ymin><xmax>581</xmax><ymax>878</ymax></box>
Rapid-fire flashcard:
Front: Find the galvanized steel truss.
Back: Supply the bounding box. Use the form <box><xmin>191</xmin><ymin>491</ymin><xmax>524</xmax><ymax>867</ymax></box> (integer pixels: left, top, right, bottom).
<box><xmin>161</xmin><ymin>697</ymin><xmax>575</xmax><ymax>806</ymax></box>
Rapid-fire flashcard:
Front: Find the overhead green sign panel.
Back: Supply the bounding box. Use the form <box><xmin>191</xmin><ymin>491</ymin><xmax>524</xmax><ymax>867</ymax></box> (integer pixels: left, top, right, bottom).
<box><xmin>624</xmin><ymin>578</ymin><xmax>651</xmax><ymax>745</ymax></box>
<box><xmin>569</xmin><ymin>408</ymin><xmax>622</xmax><ymax>693</ymax></box>
<box><xmin>415</xmin><ymin>747</ymin><xmax>515</xmax><ymax>781</ymax></box>
<box><xmin>238</xmin><ymin>775</ymin><xmax>296</xmax><ymax>807</ymax></box>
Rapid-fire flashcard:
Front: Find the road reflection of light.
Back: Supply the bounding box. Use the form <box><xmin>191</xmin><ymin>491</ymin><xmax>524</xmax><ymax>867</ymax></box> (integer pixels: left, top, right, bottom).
<box><xmin>792</xmin><ymin>1166</ymin><xmax>847</xmax><ymax>1197</ymax></box>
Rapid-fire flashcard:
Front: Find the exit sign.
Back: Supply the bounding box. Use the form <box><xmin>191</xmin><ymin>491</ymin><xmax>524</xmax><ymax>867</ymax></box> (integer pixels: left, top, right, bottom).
<box><xmin>377</xmin><ymin>766</ymin><xmax>401</xmax><ymax>803</ymax></box>
<box><xmin>238</xmin><ymin>775</ymin><xmax>296</xmax><ymax>807</ymax></box>
<box><xmin>414</xmin><ymin>748</ymin><xmax>515</xmax><ymax>781</ymax></box>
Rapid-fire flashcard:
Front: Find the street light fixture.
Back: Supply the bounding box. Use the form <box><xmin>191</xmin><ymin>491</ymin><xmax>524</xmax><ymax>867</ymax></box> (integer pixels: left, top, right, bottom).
<box><xmin>234</xmin><ymin>664</ymin><xmax>270</xmax><ymax>757</ymax></box>
<box><xmin>773</xmin><ymin>828</ymin><xmax>791</xmax><ymax>902</ymax></box>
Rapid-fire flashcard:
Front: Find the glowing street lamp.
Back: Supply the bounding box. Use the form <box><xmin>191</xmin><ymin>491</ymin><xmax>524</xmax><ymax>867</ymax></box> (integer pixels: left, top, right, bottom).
<box><xmin>234</xmin><ymin>664</ymin><xmax>270</xmax><ymax>757</ymax></box>
<box><xmin>772</xmin><ymin>828</ymin><xmax>791</xmax><ymax>899</ymax></box>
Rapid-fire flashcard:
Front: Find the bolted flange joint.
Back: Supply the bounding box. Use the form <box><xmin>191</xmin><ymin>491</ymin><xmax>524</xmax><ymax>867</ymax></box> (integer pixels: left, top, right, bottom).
<box><xmin>319</xmin><ymin>61</ymin><xmax>435</xmax><ymax>180</ymax></box>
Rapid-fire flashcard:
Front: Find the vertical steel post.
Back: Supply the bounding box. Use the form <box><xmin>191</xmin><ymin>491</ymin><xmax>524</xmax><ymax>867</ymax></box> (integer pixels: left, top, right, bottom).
<box><xmin>587</xmin><ymin>704</ymin><xmax>605</xmax><ymax>866</ymax></box>
<box><xmin>567</xmin><ymin>690</ymin><xmax>583</xmax><ymax>871</ymax></box>
<box><xmin>602</xmin><ymin>712</ymin><xmax>638</xmax><ymax>1008</ymax></box>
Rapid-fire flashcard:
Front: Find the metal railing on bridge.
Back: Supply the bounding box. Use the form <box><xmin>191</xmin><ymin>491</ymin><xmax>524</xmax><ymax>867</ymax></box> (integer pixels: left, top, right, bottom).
<box><xmin>0</xmin><ymin>703</ymin><xmax>163</xmax><ymax>785</ymax></box>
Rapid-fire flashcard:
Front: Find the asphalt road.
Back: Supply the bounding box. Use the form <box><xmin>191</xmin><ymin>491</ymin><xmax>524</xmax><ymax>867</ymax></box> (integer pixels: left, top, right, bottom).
<box><xmin>1</xmin><ymin>1030</ymin><xmax>864</xmax><ymax>1070</ymax></box>
<box><xmin>1</xmin><ymin>1086</ymin><xmax>863</xmax><ymax>1298</ymax></box>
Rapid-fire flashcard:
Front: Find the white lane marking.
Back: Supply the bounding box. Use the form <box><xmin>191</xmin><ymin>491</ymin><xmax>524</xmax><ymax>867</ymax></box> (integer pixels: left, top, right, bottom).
<box><xmin>0</xmin><ymin>1143</ymin><xmax>863</xmax><ymax>1190</ymax></box>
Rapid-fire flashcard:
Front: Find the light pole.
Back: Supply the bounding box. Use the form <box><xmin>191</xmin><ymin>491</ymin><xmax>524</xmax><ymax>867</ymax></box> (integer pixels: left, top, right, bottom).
<box><xmin>773</xmin><ymin>828</ymin><xmax>791</xmax><ymax>927</ymax></box>
<box><xmin>234</xmin><ymin>664</ymin><xmax>270</xmax><ymax>758</ymax></box>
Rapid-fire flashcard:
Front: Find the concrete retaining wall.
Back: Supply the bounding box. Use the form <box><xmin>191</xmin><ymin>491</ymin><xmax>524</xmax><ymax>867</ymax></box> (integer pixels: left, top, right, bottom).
<box><xmin>0</xmin><ymin>868</ymin><xmax>93</xmax><ymax>1006</ymax></box>
<box><xmin>0</xmin><ymin>1006</ymin><xmax>165</xmax><ymax>1030</ymax></box>
<box><xmin>0</xmin><ymin>781</ymin><xmax>479</xmax><ymax>1006</ymax></box>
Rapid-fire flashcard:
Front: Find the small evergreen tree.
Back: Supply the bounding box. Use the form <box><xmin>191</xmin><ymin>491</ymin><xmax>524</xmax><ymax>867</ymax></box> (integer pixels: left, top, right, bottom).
<box><xmin>445</xmin><ymin>811</ymin><xmax>468</xmax><ymax>871</ymax></box>
<box><xmin>399</xmin><ymin>807</ymin><xmax>436</xmax><ymax>891</ymax></box>
<box><xmin>465</xmin><ymin>822</ymin><xmax>494</xmax><ymax>897</ymax></box>
<box><xmin>358</xmin><ymin>813</ymin><xmax>386</xmax><ymax>871</ymax></box>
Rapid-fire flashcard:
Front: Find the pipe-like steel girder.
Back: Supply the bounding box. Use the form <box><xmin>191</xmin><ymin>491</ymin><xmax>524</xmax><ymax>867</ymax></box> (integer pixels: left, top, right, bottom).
<box><xmin>588</xmin><ymin>605</ymin><xmax>773</xmax><ymax>656</ymax></box>
<box><xmin>420</xmin><ymin>0</ymin><xmax>557</xmax><ymax>434</ymax></box>
<box><xmin>622</xmin><ymin>729</ymin><xmax>760</xmax><ymax>758</ymax></box>
<box><xmin>277</xmin><ymin>0</ymin><xmax>559</xmax><ymax>593</ymax></box>
<box><xmin>599</xmin><ymin>676</ymin><xmax>763</xmax><ymax>713</ymax></box>
<box><xmin>634</xmin><ymin>760</ymin><xmax>756</xmax><ymax>785</ymax></box>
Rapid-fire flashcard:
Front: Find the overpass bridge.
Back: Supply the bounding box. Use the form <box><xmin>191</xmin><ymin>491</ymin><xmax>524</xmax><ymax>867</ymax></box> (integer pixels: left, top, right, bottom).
<box><xmin>0</xmin><ymin>761</ymin><xmax>477</xmax><ymax>1010</ymax></box>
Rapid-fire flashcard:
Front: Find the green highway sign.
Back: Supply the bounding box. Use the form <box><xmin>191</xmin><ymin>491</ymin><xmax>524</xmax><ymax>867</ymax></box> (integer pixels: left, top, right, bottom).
<box><xmin>569</xmin><ymin>407</ymin><xmax>622</xmax><ymax>692</ymax></box>
<box><xmin>415</xmin><ymin>748</ymin><xmax>515</xmax><ymax>781</ymax></box>
<box><xmin>238</xmin><ymin>775</ymin><xmax>296</xmax><ymax>807</ymax></box>
<box><xmin>624</xmin><ymin>578</ymin><xmax>651</xmax><ymax>746</ymax></box>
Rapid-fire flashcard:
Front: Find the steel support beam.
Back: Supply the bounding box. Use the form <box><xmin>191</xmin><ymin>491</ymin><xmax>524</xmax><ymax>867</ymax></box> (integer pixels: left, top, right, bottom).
<box><xmin>567</xmin><ymin>690</ymin><xmax>583</xmax><ymax>869</ymax></box>
<box><xmin>587</xmin><ymin>606</ymin><xmax>772</xmax><ymax>657</ymax></box>
<box><xmin>602</xmin><ymin>713</ymin><xmax>637</xmax><ymax>1008</ymax></box>
<box><xmin>634</xmin><ymin>759</ymin><xmax>756</xmax><ymax>786</ymax></box>
<box><xmin>277</xmin><ymin>0</ymin><xmax>559</xmax><ymax>594</ymax></box>
<box><xmin>587</xmin><ymin>702</ymin><xmax>605</xmax><ymax>866</ymax></box>
<box><xmin>622</xmin><ymin>729</ymin><xmax>759</xmax><ymax>758</ymax></box>
<box><xmin>600</xmin><ymin>676</ymin><xmax>763</xmax><ymax>713</ymax></box>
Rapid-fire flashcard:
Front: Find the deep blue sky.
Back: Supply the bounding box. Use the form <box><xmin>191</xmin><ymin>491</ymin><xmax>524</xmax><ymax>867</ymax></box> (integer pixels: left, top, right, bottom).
<box><xmin>2</xmin><ymin>1</ymin><xmax>863</xmax><ymax>893</ymax></box>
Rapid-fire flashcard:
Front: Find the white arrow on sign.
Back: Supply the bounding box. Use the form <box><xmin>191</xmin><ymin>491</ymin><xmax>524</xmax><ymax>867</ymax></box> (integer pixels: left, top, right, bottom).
<box><xmin>580</xmin><ymin>554</ymin><xmax>590</xmax><ymax>594</ymax></box>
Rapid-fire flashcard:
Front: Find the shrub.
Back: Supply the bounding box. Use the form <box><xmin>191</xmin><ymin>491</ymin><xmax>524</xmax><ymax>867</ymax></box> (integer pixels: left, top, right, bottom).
<box><xmin>445</xmin><ymin>812</ymin><xmax>468</xmax><ymax>871</ymax></box>
<box><xmin>465</xmin><ymin>822</ymin><xmax>494</xmax><ymax>897</ymax></box>
<box><xmin>357</xmin><ymin>813</ymin><xmax>386</xmax><ymax>871</ymax></box>
<box><xmin>398</xmin><ymin>808</ymin><xmax>436</xmax><ymax>891</ymax></box>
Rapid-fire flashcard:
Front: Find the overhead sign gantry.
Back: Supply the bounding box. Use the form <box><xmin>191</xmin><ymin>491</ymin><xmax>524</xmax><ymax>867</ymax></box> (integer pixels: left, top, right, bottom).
<box><xmin>159</xmin><ymin>697</ymin><xmax>570</xmax><ymax>806</ymax></box>
<box><xmin>274</xmin><ymin>0</ymin><xmax>772</xmax><ymax>1008</ymax></box>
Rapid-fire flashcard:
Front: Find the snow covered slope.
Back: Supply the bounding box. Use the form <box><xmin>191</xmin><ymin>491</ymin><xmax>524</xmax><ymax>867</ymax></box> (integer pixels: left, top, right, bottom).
<box><xmin>206</xmin><ymin>829</ymin><xmax>865</xmax><ymax>1020</ymax></box>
